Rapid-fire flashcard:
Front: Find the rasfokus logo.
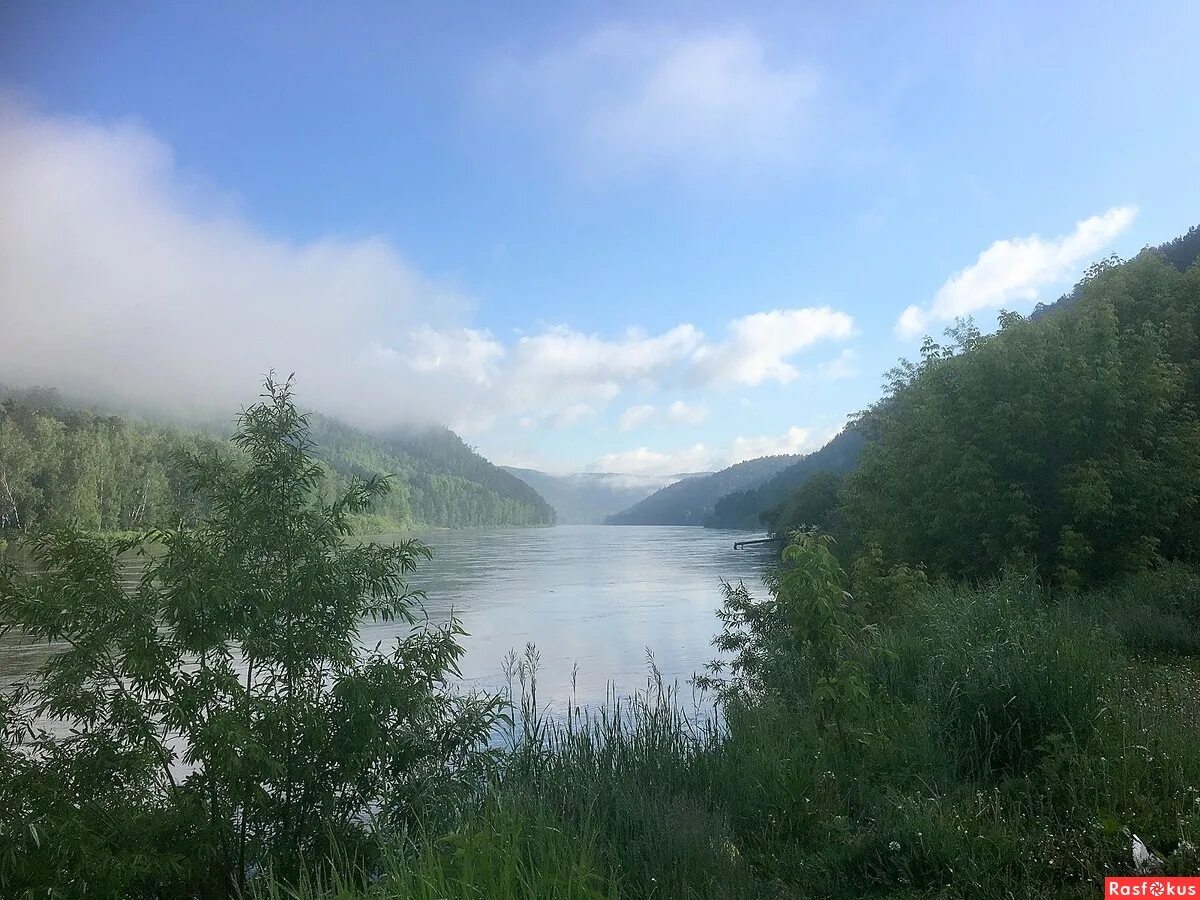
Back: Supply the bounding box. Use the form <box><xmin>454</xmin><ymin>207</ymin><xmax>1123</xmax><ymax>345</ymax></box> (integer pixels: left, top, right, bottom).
<box><xmin>1106</xmin><ymin>878</ymin><xmax>1200</xmax><ymax>896</ymax></box>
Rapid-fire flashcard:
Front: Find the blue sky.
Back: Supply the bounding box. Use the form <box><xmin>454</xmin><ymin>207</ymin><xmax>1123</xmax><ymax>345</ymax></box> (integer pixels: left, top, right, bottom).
<box><xmin>1</xmin><ymin>1</ymin><xmax>1197</xmax><ymax>475</ymax></box>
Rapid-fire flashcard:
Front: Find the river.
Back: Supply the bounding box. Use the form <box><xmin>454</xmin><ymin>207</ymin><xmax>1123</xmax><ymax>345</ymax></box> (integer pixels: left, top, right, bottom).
<box><xmin>1</xmin><ymin>525</ymin><xmax>774</xmax><ymax>714</ymax></box>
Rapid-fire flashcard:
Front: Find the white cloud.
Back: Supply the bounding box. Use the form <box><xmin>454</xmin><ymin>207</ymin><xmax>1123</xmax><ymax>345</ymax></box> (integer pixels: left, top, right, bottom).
<box><xmin>816</xmin><ymin>348</ymin><xmax>858</xmax><ymax>380</ymax></box>
<box><xmin>693</xmin><ymin>307</ymin><xmax>855</xmax><ymax>385</ymax></box>
<box><xmin>0</xmin><ymin>98</ymin><xmax>474</xmax><ymax>427</ymax></box>
<box><xmin>729</xmin><ymin>426</ymin><xmax>822</xmax><ymax>464</ymax></box>
<box><xmin>895</xmin><ymin>305</ymin><xmax>928</xmax><ymax>341</ymax></box>
<box><xmin>489</xmin><ymin>26</ymin><xmax>821</xmax><ymax>175</ymax></box>
<box><xmin>896</xmin><ymin>206</ymin><xmax>1137</xmax><ymax>338</ymax></box>
<box><xmin>591</xmin><ymin>443</ymin><xmax>715</xmax><ymax>477</ymax></box>
<box><xmin>551</xmin><ymin>402</ymin><xmax>599</xmax><ymax>428</ymax></box>
<box><xmin>666</xmin><ymin>400</ymin><xmax>709</xmax><ymax>425</ymax></box>
<box><xmin>618</xmin><ymin>400</ymin><xmax>709</xmax><ymax>431</ymax></box>
<box><xmin>0</xmin><ymin>100</ymin><xmax>855</xmax><ymax>451</ymax></box>
<box><xmin>505</xmin><ymin>324</ymin><xmax>703</xmax><ymax>412</ymax></box>
<box><xmin>592</xmin><ymin>423</ymin><xmax>840</xmax><ymax>477</ymax></box>
<box><xmin>619</xmin><ymin>404</ymin><xmax>657</xmax><ymax>431</ymax></box>
<box><xmin>415</xmin><ymin>310</ymin><xmax>851</xmax><ymax>426</ymax></box>
<box><xmin>408</xmin><ymin>326</ymin><xmax>504</xmax><ymax>385</ymax></box>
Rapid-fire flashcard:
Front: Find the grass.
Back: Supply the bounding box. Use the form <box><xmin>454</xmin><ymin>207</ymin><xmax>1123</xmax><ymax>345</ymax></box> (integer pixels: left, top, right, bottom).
<box><xmin>253</xmin><ymin>564</ymin><xmax>1200</xmax><ymax>899</ymax></box>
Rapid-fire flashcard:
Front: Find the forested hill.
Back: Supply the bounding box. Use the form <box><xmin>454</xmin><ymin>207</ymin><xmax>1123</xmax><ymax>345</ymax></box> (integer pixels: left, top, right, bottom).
<box><xmin>775</xmin><ymin>226</ymin><xmax>1200</xmax><ymax>583</ymax></box>
<box><xmin>605</xmin><ymin>454</ymin><xmax>800</xmax><ymax>525</ymax></box>
<box><xmin>0</xmin><ymin>390</ymin><xmax>555</xmax><ymax>533</ymax></box>
<box><xmin>705</xmin><ymin>427</ymin><xmax>865</xmax><ymax>529</ymax></box>
<box><xmin>307</xmin><ymin>417</ymin><xmax>555</xmax><ymax>528</ymax></box>
<box><xmin>715</xmin><ymin>226</ymin><xmax>1200</xmax><ymax>536</ymax></box>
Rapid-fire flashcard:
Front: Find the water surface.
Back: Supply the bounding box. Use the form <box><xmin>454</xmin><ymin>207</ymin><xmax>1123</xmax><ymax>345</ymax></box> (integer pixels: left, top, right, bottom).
<box><xmin>2</xmin><ymin>525</ymin><xmax>773</xmax><ymax>713</ymax></box>
<box><xmin>392</xmin><ymin>525</ymin><xmax>771</xmax><ymax>708</ymax></box>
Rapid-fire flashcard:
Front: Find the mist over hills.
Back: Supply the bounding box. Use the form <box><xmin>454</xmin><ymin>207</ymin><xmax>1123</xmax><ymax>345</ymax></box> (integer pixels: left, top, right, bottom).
<box><xmin>0</xmin><ymin>384</ymin><xmax>555</xmax><ymax>532</ymax></box>
<box><xmin>502</xmin><ymin>467</ymin><xmax>704</xmax><ymax>524</ymax></box>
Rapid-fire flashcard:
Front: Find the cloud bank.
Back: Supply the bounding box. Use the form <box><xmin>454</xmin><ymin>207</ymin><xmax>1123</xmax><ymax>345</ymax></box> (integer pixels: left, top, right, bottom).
<box><xmin>0</xmin><ymin>101</ymin><xmax>854</xmax><ymax>446</ymax></box>
<box><xmin>896</xmin><ymin>206</ymin><xmax>1136</xmax><ymax>338</ymax></box>
<box><xmin>618</xmin><ymin>400</ymin><xmax>710</xmax><ymax>431</ymax></box>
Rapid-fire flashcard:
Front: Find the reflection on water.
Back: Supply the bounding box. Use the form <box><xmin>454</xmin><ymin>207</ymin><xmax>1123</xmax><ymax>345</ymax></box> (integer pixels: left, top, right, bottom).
<box><xmin>2</xmin><ymin>525</ymin><xmax>773</xmax><ymax>713</ymax></box>
<box><xmin>397</xmin><ymin>525</ymin><xmax>771</xmax><ymax>709</ymax></box>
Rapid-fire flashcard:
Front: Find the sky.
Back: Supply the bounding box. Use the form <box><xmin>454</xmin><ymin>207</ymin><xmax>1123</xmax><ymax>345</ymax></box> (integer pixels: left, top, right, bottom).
<box><xmin>1</xmin><ymin>1</ymin><xmax>1197</xmax><ymax>476</ymax></box>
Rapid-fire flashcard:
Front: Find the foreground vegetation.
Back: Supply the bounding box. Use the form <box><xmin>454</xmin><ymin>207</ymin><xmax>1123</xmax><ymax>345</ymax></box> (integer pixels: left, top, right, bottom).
<box><xmin>244</xmin><ymin>551</ymin><xmax>1200</xmax><ymax>900</ymax></box>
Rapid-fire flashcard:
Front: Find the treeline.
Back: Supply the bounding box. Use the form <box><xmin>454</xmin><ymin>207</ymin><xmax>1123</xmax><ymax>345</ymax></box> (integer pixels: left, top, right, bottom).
<box><xmin>0</xmin><ymin>390</ymin><xmax>221</xmax><ymax>532</ymax></box>
<box><xmin>0</xmin><ymin>390</ymin><xmax>555</xmax><ymax>534</ymax></box>
<box><xmin>771</xmin><ymin>235</ymin><xmax>1200</xmax><ymax>585</ymax></box>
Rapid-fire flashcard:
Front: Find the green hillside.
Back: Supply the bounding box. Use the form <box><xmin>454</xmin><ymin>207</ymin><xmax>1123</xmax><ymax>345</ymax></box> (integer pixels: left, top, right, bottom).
<box><xmin>775</xmin><ymin>228</ymin><xmax>1200</xmax><ymax>584</ymax></box>
<box><xmin>605</xmin><ymin>455</ymin><xmax>798</xmax><ymax>525</ymax></box>
<box><xmin>0</xmin><ymin>389</ymin><xmax>554</xmax><ymax>534</ymax></box>
<box><xmin>705</xmin><ymin>427</ymin><xmax>865</xmax><ymax>529</ymax></box>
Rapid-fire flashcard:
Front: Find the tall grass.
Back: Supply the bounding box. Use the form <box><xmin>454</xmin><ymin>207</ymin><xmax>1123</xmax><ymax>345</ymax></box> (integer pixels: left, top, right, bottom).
<box><xmin>256</xmin><ymin>566</ymin><xmax>1200</xmax><ymax>899</ymax></box>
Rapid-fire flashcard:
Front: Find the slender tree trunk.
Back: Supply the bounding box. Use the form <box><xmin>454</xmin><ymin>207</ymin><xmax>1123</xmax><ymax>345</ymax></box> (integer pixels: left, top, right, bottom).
<box><xmin>237</xmin><ymin>656</ymin><xmax>255</xmax><ymax>897</ymax></box>
<box><xmin>0</xmin><ymin>470</ymin><xmax>21</xmax><ymax>530</ymax></box>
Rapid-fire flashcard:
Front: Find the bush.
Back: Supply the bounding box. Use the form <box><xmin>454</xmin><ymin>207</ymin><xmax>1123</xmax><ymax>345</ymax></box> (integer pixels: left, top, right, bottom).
<box><xmin>916</xmin><ymin>574</ymin><xmax>1120</xmax><ymax>777</ymax></box>
<box><xmin>1096</xmin><ymin>563</ymin><xmax>1200</xmax><ymax>655</ymax></box>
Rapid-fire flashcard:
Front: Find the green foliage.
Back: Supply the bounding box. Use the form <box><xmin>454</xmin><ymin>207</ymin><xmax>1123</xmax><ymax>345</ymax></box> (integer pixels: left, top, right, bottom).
<box><xmin>0</xmin><ymin>392</ymin><xmax>221</xmax><ymax>533</ymax></box>
<box><xmin>849</xmin><ymin>543</ymin><xmax>929</xmax><ymax>612</ymax></box>
<box><xmin>1090</xmin><ymin>562</ymin><xmax>1200</xmax><ymax>656</ymax></box>
<box><xmin>0</xmin><ymin>388</ymin><xmax>554</xmax><ymax>535</ymax></box>
<box><xmin>309</xmin><ymin>416</ymin><xmax>554</xmax><ymax>530</ymax></box>
<box><xmin>0</xmin><ymin>377</ymin><xmax>502</xmax><ymax>897</ymax></box>
<box><xmin>842</xmin><ymin>252</ymin><xmax>1200</xmax><ymax>583</ymax></box>
<box><xmin>760</xmin><ymin>469</ymin><xmax>846</xmax><ymax>539</ymax></box>
<box><xmin>271</xmin><ymin>542</ymin><xmax>1200</xmax><ymax>900</ymax></box>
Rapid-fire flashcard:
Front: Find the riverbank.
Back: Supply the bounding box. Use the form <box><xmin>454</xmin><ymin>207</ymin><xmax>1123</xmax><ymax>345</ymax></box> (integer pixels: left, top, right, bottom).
<box><xmin>6</xmin><ymin>533</ymin><xmax>1198</xmax><ymax>897</ymax></box>
<box><xmin>248</xmin><ymin>558</ymin><xmax>1200</xmax><ymax>899</ymax></box>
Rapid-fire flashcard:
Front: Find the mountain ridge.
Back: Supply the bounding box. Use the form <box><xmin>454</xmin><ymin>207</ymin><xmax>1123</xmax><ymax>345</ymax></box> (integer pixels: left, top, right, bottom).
<box><xmin>604</xmin><ymin>454</ymin><xmax>802</xmax><ymax>526</ymax></box>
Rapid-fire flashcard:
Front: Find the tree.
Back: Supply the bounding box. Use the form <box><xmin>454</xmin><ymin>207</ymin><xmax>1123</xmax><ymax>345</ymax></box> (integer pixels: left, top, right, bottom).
<box><xmin>0</xmin><ymin>376</ymin><xmax>503</xmax><ymax>897</ymax></box>
<box><xmin>0</xmin><ymin>418</ymin><xmax>36</xmax><ymax>530</ymax></box>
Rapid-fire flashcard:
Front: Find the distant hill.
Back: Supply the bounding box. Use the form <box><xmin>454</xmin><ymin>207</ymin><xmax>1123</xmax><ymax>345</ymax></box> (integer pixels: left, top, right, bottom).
<box><xmin>605</xmin><ymin>455</ymin><xmax>801</xmax><ymax>526</ymax></box>
<box><xmin>313</xmin><ymin>418</ymin><xmax>556</xmax><ymax>528</ymax></box>
<box><xmin>502</xmin><ymin>467</ymin><xmax>694</xmax><ymax>524</ymax></box>
<box><xmin>0</xmin><ymin>385</ymin><xmax>556</xmax><ymax>532</ymax></box>
<box><xmin>705</xmin><ymin>428</ymin><xmax>866</xmax><ymax>529</ymax></box>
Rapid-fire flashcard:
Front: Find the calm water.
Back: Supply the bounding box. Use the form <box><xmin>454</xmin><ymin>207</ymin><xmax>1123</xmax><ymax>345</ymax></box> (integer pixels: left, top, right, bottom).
<box><xmin>1</xmin><ymin>525</ymin><xmax>773</xmax><ymax>712</ymax></box>
<box><xmin>388</xmin><ymin>525</ymin><xmax>771</xmax><ymax>708</ymax></box>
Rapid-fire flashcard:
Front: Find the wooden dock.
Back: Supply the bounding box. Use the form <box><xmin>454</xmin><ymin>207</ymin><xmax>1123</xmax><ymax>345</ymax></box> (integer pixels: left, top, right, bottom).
<box><xmin>733</xmin><ymin>536</ymin><xmax>782</xmax><ymax>550</ymax></box>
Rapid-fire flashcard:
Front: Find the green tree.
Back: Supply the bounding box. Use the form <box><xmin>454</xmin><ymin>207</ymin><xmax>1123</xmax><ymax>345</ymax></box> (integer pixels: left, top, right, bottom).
<box><xmin>0</xmin><ymin>418</ymin><xmax>37</xmax><ymax>530</ymax></box>
<box><xmin>0</xmin><ymin>377</ymin><xmax>502</xmax><ymax>897</ymax></box>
